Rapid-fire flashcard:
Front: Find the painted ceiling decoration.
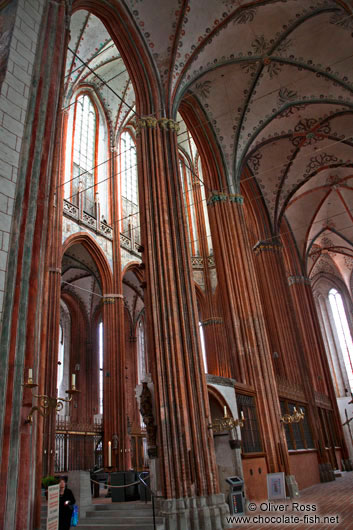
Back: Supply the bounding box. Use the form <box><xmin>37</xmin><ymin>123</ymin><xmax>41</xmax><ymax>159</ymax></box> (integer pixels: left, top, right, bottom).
<box><xmin>66</xmin><ymin>0</ymin><xmax>353</xmax><ymax>291</ymax></box>
<box><xmin>64</xmin><ymin>10</ymin><xmax>136</xmax><ymax>135</ymax></box>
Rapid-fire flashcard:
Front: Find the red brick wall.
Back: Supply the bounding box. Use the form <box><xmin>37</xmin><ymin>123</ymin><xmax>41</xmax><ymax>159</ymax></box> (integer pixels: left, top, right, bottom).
<box><xmin>243</xmin><ymin>456</ymin><xmax>268</xmax><ymax>500</ymax></box>
<box><xmin>289</xmin><ymin>451</ymin><xmax>320</xmax><ymax>490</ymax></box>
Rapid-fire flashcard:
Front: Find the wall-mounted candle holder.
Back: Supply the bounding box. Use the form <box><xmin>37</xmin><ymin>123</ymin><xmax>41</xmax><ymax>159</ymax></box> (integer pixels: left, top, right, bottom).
<box><xmin>23</xmin><ymin>369</ymin><xmax>80</xmax><ymax>424</ymax></box>
<box><xmin>209</xmin><ymin>406</ymin><xmax>245</xmax><ymax>433</ymax></box>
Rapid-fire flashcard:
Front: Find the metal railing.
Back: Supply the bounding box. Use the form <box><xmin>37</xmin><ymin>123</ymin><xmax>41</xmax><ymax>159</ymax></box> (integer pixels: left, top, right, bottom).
<box><xmin>138</xmin><ymin>471</ymin><xmax>156</xmax><ymax>530</ymax></box>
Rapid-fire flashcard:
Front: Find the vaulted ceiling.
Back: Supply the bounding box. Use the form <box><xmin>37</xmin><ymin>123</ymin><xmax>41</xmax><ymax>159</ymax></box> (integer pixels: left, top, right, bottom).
<box><xmin>67</xmin><ymin>0</ymin><xmax>353</xmax><ymax>291</ymax></box>
<box><xmin>64</xmin><ymin>10</ymin><xmax>135</xmax><ymax>133</ymax></box>
<box><xmin>62</xmin><ymin>243</ymin><xmax>103</xmax><ymax>318</ymax></box>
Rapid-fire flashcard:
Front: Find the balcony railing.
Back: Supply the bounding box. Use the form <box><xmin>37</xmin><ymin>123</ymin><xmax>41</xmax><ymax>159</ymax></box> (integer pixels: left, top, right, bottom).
<box><xmin>63</xmin><ymin>197</ymin><xmax>215</xmax><ymax>268</ymax></box>
<box><xmin>191</xmin><ymin>254</ymin><xmax>215</xmax><ymax>269</ymax></box>
<box><xmin>63</xmin><ymin>198</ymin><xmax>113</xmax><ymax>240</ymax></box>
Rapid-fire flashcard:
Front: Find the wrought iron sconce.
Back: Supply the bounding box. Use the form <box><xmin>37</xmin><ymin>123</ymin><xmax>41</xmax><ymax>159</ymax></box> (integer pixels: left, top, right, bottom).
<box><xmin>281</xmin><ymin>407</ymin><xmax>304</xmax><ymax>424</ymax></box>
<box><xmin>209</xmin><ymin>406</ymin><xmax>245</xmax><ymax>433</ymax></box>
<box><xmin>23</xmin><ymin>369</ymin><xmax>80</xmax><ymax>424</ymax></box>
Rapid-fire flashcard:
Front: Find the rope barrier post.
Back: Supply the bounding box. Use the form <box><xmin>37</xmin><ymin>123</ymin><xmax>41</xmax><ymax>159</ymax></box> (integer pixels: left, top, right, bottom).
<box><xmin>152</xmin><ymin>493</ymin><xmax>156</xmax><ymax>530</ymax></box>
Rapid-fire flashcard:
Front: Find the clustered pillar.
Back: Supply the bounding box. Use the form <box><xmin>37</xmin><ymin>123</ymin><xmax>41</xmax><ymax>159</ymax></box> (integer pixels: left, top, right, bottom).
<box><xmin>206</xmin><ymin>192</ymin><xmax>291</xmax><ymax>476</ymax></box>
<box><xmin>136</xmin><ymin>116</ymin><xmax>229</xmax><ymax>529</ymax></box>
<box><xmin>0</xmin><ymin>1</ymin><xmax>71</xmax><ymax>529</ymax></box>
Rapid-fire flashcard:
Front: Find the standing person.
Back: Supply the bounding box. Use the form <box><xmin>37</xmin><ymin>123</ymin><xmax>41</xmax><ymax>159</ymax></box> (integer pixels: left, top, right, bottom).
<box><xmin>58</xmin><ymin>476</ymin><xmax>76</xmax><ymax>530</ymax></box>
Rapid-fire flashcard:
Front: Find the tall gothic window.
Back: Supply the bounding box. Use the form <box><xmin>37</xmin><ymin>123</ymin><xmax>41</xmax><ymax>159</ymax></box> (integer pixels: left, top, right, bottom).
<box><xmin>199</xmin><ymin>322</ymin><xmax>208</xmax><ymax>373</ymax></box>
<box><xmin>120</xmin><ymin>131</ymin><xmax>139</xmax><ymax>243</ymax></box>
<box><xmin>328</xmin><ymin>288</ymin><xmax>353</xmax><ymax>392</ymax></box>
<box><xmin>198</xmin><ymin>156</ymin><xmax>213</xmax><ymax>255</ymax></box>
<box><xmin>72</xmin><ymin>94</ymin><xmax>96</xmax><ymax>215</ymax></box>
<box><xmin>180</xmin><ymin>155</ymin><xmax>199</xmax><ymax>256</ymax></box>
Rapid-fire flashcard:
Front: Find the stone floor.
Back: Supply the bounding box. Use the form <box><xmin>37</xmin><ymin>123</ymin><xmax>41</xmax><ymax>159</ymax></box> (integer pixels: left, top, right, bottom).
<box><xmin>228</xmin><ymin>472</ymin><xmax>353</xmax><ymax>529</ymax></box>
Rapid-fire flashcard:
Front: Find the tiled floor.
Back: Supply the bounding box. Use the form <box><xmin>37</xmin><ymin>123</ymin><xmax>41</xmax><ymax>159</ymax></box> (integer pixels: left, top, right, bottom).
<box><xmin>228</xmin><ymin>472</ymin><xmax>353</xmax><ymax>529</ymax></box>
<box><xmin>90</xmin><ymin>475</ymin><xmax>352</xmax><ymax>528</ymax></box>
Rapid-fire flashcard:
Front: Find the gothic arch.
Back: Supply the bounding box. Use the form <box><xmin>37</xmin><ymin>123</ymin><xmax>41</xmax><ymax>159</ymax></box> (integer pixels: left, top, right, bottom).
<box><xmin>72</xmin><ymin>0</ymin><xmax>162</xmax><ymax>115</ymax></box>
<box><xmin>122</xmin><ymin>261</ymin><xmax>144</xmax><ymax>282</ymax></box>
<box><xmin>179</xmin><ymin>96</ymin><xmax>228</xmax><ymax>192</ymax></box>
<box><xmin>62</xmin><ymin>232</ymin><xmax>113</xmax><ymax>293</ymax></box>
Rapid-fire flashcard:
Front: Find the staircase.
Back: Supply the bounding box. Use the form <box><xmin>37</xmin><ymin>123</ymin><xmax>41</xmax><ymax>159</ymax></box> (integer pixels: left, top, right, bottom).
<box><xmin>76</xmin><ymin>501</ymin><xmax>165</xmax><ymax>529</ymax></box>
<box><xmin>40</xmin><ymin>503</ymin><xmax>47</xmax><ymax>530</ymax></box>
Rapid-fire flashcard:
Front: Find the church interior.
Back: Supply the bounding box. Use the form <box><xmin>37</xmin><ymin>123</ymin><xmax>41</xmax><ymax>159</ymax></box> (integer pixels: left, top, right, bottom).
<box><xmin>0</xmin><ymin>0</ymin><xmax>353</xmax><ymax>528</ymax></box>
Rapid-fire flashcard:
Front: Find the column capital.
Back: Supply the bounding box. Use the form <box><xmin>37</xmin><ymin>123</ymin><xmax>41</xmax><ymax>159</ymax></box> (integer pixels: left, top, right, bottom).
<box><xmin>229</xmin><ymin>193</ymin><xmax>244</xmax><ymax>204</ymax></box>
<box><xmin>287</xmin><ymin>275</ymin><xmax>311</xmax><ymax>286</ymax></box>
<box><xmin>136</xmin><ymin>116</ymin><xmax>180</xmax><ymax>135</ymax></box>
<box><xmin>207</xmin><ymin>191</ymin><xmax>244</xmax><ymax>206</ymax></box>
<box><xmin>158</xmin><ymin>118</ymin><xmax>180</xmax><ymax>132</ymax></box>
<box><xmin>136</xmin><ymin>116</ymin><xmax>158</xmax><ymax>134</ymax></box>
<box><xmin>102</xmin><ymin>293</ymin><xmax>124</xmax><ymax>304</ymax></box>
<box><xmin>253</xmin><ymin>239</ymin><xmax>282</xmax><ymax>254</ymax></box>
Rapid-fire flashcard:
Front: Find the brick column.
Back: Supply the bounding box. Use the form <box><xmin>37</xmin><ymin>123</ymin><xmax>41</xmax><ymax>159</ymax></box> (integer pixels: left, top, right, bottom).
<box><xmin>192</xmin><ymin>176</ymin><xmax>230</xmax><ymax>377</ymax></box>
<box><xmin>207</xmin><ymin>193</ymin><xmax>289</xmax><ymax>475</ymax></box>
<box><xmin>137</xmin><ymin>117</ymin><xmax>228</xmax><ymax>529</ymax></box>
<box><xmin>0</xmin><ymin>1</ymin><xmax>71</xmax><ymax>528</ymax></box>
<box><xmin>253</xmin><ymin>240</ymin><xmax>302</xmax><ymax>382</ymax></box>
<box><xmin>253</xmin><ymin>241</ymin><xmax>330</xmax><ymax>474</ymax></box>
<box><xmin>102</xmin><ymin>293</ymin><xmax>131</xmax><ymax>470</ymax></box>
<box><xmin>102</xmin><ymin>137</ymin><xmax>130</xmax><ymax>471</ymax></box>
<box><xmin>288</xmin><ymin>276</ymin><xmax>349</xmax><ymax>461</ymax></box>
<box><xmin>42</xmin><ymin>110</ymin><xmax>69</xmax><ymax>477</ymax></box>
<box><xmin>200</xmin><ymin>316</ymin><xmax>231</xmax><ymax>377</ymax></box>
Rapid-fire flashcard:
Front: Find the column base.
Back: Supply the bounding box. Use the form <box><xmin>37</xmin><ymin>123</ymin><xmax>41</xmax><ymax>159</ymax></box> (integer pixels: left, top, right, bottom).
<box><xmin>319</xmin><ymin>463</ymin><xmax>335</xmax><ymax>482</ymax></box>
<box><xmin>342</xmin><ymin>458</ymin><xmax>353</xmax><ymax>471</ymax></box>
<box><xmin>285</xmin><ymin>475</ymin><xmax>300</xmax><ymax>499</ymax></box>
<box><xmin>156</xmin><ymin>493</ymin><xmax>231</xmax><ymax>530</ymax></box>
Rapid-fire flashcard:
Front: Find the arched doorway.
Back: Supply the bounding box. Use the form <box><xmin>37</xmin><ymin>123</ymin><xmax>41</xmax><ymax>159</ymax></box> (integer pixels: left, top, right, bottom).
<box><xmin>208</xmin><ymin>388</ymin><xmax>243</xmax><ymax>498</ymax></box>
<box><xmin>49</xmin><ymin>235</ymin><xmax>113</xmax><ymax>474</ymax></box>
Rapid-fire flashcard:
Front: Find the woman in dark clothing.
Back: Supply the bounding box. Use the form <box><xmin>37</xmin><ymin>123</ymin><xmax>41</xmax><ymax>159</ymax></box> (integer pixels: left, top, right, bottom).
<box><xmin>59</xmin><ymin>476</ymin><xmax>76</xmax><ymax>530</ymax></box>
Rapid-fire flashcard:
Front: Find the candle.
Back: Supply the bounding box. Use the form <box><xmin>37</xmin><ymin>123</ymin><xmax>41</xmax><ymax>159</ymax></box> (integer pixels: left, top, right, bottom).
<box><xmin>224</xmin><ymin>406</ymin><xmax>227</xmax><ymax>418</ymax></box>
<box><xmin>300</xmin><ymin>408</ymin><xmax>303</xmax><ymax>415</ymax></box>
<box><xmin>108</xmin><ymin>441</ymin><xmax>112</xmax><ymax>467</ymax></box>
<box><xmin>241</xmin><ymin>410</ymin><xmax>244</xmax><ymax>420</ymax></box>
<box><xmin>293</xmin><ymin>407</ymin><xmax>297</xmax><ymax>413</ymax></box>
<box><xmin>28</xmin><ymin>368</ymin><xmax>33</xmax><ymax>381</ymax></box>
<box><xmin>72</xmin><ymin>373</ymin><xmax>76</xmax><ymax>388</ymax></box>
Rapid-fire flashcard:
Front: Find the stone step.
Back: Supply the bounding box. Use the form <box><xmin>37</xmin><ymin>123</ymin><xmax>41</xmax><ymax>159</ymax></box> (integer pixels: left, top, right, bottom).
<box><xmin>89</xmin><ymin>508</ymin><xmax>155</xmax><ymax>516</ymax></box>
<box><xmin>79</xmin><ymin>517</ymin><xmax>162</xmax><ymax>524</ymax></box>
<box><xmin>91</xmin><ymin>502</ymin><xmax>153</xmax><ymax>511</ymax></box>
<box><xmin>77</xmin><ymin>500</ymin><xmax>164</xmax><ymax>529</ymax></box>
<box><xmin>85</xmin><ymin>514</ymin><xmax>164</xmax><ymax>523</ymax></box>
<box><xmin>87</xmin><ymin>509</ymin><xmax>161</xmax><ymax>517</ymax></box>
<box><xmin>76</xmin><ymin>522</ymin><xmax>160</xmax><ymax>530</ymax></box>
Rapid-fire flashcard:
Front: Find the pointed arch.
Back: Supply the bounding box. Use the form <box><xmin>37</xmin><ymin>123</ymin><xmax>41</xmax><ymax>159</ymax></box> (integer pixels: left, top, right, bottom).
<box><xmin>179</xmin><ymin>95</ymin><xmax>228</xmax><ymax>191</ymax></box>
<box><xmin>62</xmin><ymin>232</ymin><xmax>113</xmax><ymax>293</ymax></box>
<box><xmin>72</xmin><ymin>0</ymin><xmax>161</xmax><ymax>115</ymax></box>
<box><xmin>122</xmin><ymin>261</ymin><xmax>144</xmax><ymax>282</ymax></box>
